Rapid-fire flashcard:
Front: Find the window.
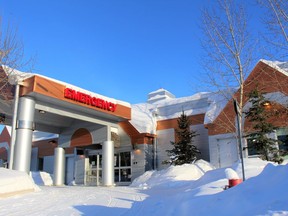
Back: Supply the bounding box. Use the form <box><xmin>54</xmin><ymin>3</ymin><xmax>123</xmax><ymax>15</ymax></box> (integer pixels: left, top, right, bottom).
<box><xmin>277</xmin><ymin>128</ymin><xmax>288</xmax><ymax>153</ymax></box>
<box><xmin>38</xmin><ymin>158</ymin><xmax>44</xmax><ymax>171</ymax></box>
<box><xmin>246</xmin><ymin>138</ymin><xmax>260</xmax><ymax>156</ymax></box>
<box><xmin>114</xmin><ymin>152</ymin><xmax>131</xmax><ymax>182</ymax></box>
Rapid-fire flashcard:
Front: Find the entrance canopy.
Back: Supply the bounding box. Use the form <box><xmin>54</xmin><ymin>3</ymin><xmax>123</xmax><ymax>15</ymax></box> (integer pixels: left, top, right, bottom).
<box><xmin>0</xmin><ymin>66</ymin><xmax>131</xmax><ymax>134</ymax></box>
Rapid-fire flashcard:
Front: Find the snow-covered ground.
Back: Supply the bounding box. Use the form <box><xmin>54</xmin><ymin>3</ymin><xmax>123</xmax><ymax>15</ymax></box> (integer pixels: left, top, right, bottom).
<box><xmin>0</xmin><ymin>158</ymin><xmax>287</xmax><ymax>216</ymax></box>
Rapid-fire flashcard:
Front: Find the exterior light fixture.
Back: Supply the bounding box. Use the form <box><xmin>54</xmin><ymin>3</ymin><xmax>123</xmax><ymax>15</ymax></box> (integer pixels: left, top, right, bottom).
<box><xmin>39</xmin><ymin>110</ymin><xmax>46</xmax><ymax>114</ymax></box>
<box><xmin>49</xmin><ymin>140</ymin><xmax>58</xmax><ymax>147</ymax></box>
<box><xmin>263</xmin><ymin>101</ymin><xmax>271</xmax><ymax>107</ymax></box>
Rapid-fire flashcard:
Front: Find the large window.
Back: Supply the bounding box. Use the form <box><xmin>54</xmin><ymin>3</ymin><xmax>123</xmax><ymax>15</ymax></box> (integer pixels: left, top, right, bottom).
<box><xmin>114</xmin><ymin>152</ymin><xmax>131</xmax><ymax>182</ymax></box>
<box><xmin>277</xmin><ymin>128</ymin><xmax>288</xmax><ymax>154</ymax></box>
<box><xmin>247</xmin><ymin>128</ymin><xmax>288</xmax><ymax>157</ymax></box>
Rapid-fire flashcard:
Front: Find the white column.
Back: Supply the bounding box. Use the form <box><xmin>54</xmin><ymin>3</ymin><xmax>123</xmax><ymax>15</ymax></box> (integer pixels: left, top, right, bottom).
<box><xmin>9</xmin><ymin>83</ymin><xmax>20</xmax><ymax>169</ymax></box>
<box><xmin>13</xmin><ymin>97</ymin><xmax>35</xmax><ymax>173</ymax></box>
<box><xmin>53</xmin><ymin>147</ymin><xmax>66</xmax><ymax>186</ymax></box>
<box><xmin>102</xmin><ymin>141</ymin><xmax>114</xmax><ymax>186</ymax></box>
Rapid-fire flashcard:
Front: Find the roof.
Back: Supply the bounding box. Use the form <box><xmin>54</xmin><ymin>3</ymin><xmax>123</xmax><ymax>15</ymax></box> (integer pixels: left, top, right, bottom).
<box><xmin>130</xmin><ymin>59</ymin><xmax>288</xmax><ymax>134</ymax></box>
<box><xmin>260</xmin><ymin>59</ymin><xmax>288</xmax><ymax>76</ymax></box>
<box><xmin>3</xmin><ymin>66</ymin><xmax>130</xmax><ymax>107</ymax></box>
<box><xmin>130</xmin><ymin>90</ymin><xmax>215</xmax><ymax>133</ymax></box>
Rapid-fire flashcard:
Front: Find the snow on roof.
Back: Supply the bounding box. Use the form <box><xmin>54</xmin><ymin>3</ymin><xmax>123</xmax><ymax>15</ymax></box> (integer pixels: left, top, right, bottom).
<box><xmin>5</xmin><ymin>126</ymin><xmax>11</xmax><ymax>135</ymax></box>
<box><xmin>3</xmin><ymin>66</ymin><xmax>34</xmax><ymax>85</ymax></box>
<box><xmin>131</xmin><ymin>91</ymin><xmax>217</xmax><ymax>133</ymax></box>
<box><xmin>260</xmin><ymin>59</ymin><xmax>288</xmax><ymax>76</ymax></box>
<box><xmin>148</xmin><ymin>88</ymin><xmax>175</xmax><ymax>95</ymax></box>
<box><xmin>1</xmin><ymin>126</ymin><xmax>58</xmax><ymax>142</ymax></box>
<box><xmin>147</xmin><ymin>88</ymin><xmax>175</xmax><ymax>104</ymax></box>
<box><xmin>204</xmin><ymin>92</ymin><xmax>231</xmax><ymax>124</ymax></box>
<box><xmin>32</xmin><ymin>131</ymin><xmax>59</xmax><ymax>142</ymax></box>
<box><xmin>130</xmin><ymin>103</ymin><xmax>156</xmax><ymax>134</ymax></box>
<box><xmin>130</xmin><ymin>87</ymin><xmax>237</xmax><ymax>133</ymax></box>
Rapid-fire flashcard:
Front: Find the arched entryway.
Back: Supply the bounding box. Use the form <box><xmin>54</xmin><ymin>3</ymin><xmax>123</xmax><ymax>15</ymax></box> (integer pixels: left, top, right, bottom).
<box><xmin>71</xmin><ymin>128</ymin><xmax>92</xmax><ymax>147</ymax></box>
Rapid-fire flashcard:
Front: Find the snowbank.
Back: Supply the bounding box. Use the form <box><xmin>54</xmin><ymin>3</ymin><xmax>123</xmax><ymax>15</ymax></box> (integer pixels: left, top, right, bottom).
<box><xmin>30</xmin><ymin>171</ymin><xmax>53</xmax><ymax>186</ymax></box>
<box><xmin>0</xmin><ymin>168</ymin><xmax>39</xmax><ymax>198</ymax></box>
<box><xmin>131</xmin><ymin>160</ymin><xmax>215</xmax><ymax>189</ymax></box>
<box><xmin>0</xmin><ymin>158</ymin><xmax>287</xmax><ymax>215</ymax></box>
<box><xmin>233</xmin><ymin>157</ymin><xmax>274</xmax><ymax>179</ymax></box>
<box><xmin>177</xmin><ymin>163</ymin><xmax>288</xmax><ymax>216</ymax></box>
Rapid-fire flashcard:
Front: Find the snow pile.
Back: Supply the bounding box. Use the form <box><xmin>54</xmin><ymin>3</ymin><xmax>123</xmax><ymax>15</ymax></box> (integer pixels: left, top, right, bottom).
<box><xmin>30</xmin><ymin>171</ymin><xmax>53</xmax><ymax>186</ymax></box>
<box><xmin>233</xmin><ymin>157</ymin><xmax>273</xmax><ymax>178</ymax></box>
<box><xmin>131</xmin><ymin>160</ymin><xmax>215</xmax><ymax>189</ymax></box>
<box><xmin>0</xmin><ymin>168</ymin><xmax>39</xmax><ymax>198</ymax></box>
<box><xmin>176</xmin><ymin>163</ymin><xmax>288</xmax><ymax>216</ymax></box>
<box><xmin>0</xmin><ymin>158</ymin><xmax>287</xmax><ymax>215</ymax></box>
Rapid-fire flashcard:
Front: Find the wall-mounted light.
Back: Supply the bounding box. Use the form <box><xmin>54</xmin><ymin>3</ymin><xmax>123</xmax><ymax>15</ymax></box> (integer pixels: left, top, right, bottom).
<box><xmin>132</xmin><ymin>144</ymin><xmax>142</xmax><ymax>155</ymax></box>
<box><xmin>263</xmin><ymin>101</ymin><xmax>271</xmax><ymax>107</ymax></box>
<box><xmin>39</xmin><ymin>110</ymin><xmax>46</xmax><ymax>114</ymax></box>
<box><xmin>48</xmin><ymin>140</ymin><xmax>58</xmax><ymax>147</ymax></box>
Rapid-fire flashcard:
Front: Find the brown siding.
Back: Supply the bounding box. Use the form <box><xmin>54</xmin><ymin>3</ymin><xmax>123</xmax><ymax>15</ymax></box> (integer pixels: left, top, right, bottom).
<box><xmin>0</xmin><ymin>67</ymin><xmax>15</xmax><ymax>101</ymax></box>
<box><xmin>207</xmin><ymin>61</ymin><xmax>288</xmax><ymax>136</ymax></box>
<box><xmin>157</xmin><ymin>114</ymin><xmax>205</xmax><ymax>130</ymax></box>
<box><xmin>65</xmin><ymin>147</ymin><xmax>75</xmax><ymax>154</ymax></box>
<box><xmin>70</xmin><ymin>128</ymin><xmax>93</xmax><ymax>147</ymax></box>
<box><xmin>118</xmin><ymin>114</ymin><xmax>204</xmax><ymax>146</ymax></box>
<box><xmin>33</xmin><ymin>139</ymin><xmax>58</xmax><ymax>158</ymax></box>
<box><xmin>21</xmin><ymin>75</ymin><xmax>131</xmax><ymax>120</ymax></box>
<box><xmin>244</xmin><ymin>103</ymin><xmax>288</xmax><ymax>132</ymax></box>
<box><xmin>20</xmin><ymin>76</ymin><xmax>35</xmax><ymax>96</ymax></box>
<box><xmin>0</xmin><ymin>127</ymin><xmax>11</xmax><ymax>160</ymax></box>
<box><xmin>118</xmin><ymin>121</ymin><xmax>155</xmax><ymax>145</ymax></box>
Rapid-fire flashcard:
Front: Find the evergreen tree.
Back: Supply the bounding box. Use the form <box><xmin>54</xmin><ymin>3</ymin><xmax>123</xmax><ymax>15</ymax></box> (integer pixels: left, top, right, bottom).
<box><xmin>244</xmin><ymin>89</ymin><xmax>283</xmax><ymax>164</ymax></box>
<box><xmin>163</xmin><ymin>111</ymin><xmax>200</xmax><ymax>165</ymax></box>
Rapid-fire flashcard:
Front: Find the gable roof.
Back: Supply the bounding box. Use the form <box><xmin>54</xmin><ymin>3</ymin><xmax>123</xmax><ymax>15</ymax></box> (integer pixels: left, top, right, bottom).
<box><xmin>206</xmin><ymin>59</ymin><xmax>288</xmax><ymax>135</ymax></box>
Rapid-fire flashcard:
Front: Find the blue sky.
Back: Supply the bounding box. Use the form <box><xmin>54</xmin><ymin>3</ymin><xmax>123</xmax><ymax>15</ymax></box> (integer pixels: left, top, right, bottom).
<box><xmin>1</xmin><ymin>0</ymin><xmax>265</xmax><ymax>104</ymax></box>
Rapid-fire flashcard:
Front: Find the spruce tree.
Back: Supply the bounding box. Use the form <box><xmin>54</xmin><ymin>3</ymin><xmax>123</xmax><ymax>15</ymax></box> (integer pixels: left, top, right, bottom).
<box><xmin>164</xmin><ymin>111</ymin><xmax>200</xmax><ymax>165</ymax></box>
<box><xmin>244</xmin><ymin>89</ymin><xmax>283</xmax><ymax>163</ymax></box>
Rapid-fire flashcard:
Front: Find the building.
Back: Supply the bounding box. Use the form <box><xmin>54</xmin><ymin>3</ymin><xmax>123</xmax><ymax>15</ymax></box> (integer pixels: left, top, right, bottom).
<box><xmin>0</xmin><ymin>59</ymin><xmax>287</xmax><ymax>185</ymax></box>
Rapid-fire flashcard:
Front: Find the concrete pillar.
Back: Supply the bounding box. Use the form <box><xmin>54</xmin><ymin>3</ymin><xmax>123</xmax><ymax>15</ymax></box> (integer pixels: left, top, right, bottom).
<box><xmin>13</xmin><ymin>97</ymin><xmax>35</xmax><ymax>173</ymax></box>
<box><xmin>53</xmin><ymin>147</ymin><xmax>66</xmax><ymax>186</ymax></box>
<box><xmin>102</xmin><ymin>141</ymin><xmax>114</xmax><ymax>186</ymax></box>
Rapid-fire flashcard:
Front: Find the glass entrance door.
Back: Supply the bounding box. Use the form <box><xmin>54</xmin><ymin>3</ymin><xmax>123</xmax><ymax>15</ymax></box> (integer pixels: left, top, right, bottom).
<box><xmin>88</xmin><ymin>151</ymin><xmax>132</xmax><ymax>185</ymax></box>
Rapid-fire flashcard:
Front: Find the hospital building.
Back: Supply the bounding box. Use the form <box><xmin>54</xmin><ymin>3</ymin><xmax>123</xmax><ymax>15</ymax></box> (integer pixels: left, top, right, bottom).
<box><xmin>0</xmin><ymin>59</ymin><xmax>287</xmax><ymax>186</ymax></box>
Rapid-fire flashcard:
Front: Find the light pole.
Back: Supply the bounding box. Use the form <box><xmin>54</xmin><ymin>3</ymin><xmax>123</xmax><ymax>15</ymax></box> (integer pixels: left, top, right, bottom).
<box><xmin>152</xmin><ymin>109</ymin><xmax>158</xmax><ymax>170</ymax></box>
<box><xmin>233</xmin><ymin>99</ymin><xmax>246</xmax><ymax>181</ymax></box>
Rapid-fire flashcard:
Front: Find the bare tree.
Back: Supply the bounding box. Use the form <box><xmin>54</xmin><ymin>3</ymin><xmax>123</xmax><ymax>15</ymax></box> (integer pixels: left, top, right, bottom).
<box><xmin>200</xmin><ymin>0</ymin><xmax>256</xmax><ymax>132</ymax></box>
<box><xmin>0</xmin><ymin>17</ymin><xmax>33</xmax><ymax>102</ymax></box>
<box><xmin>258</xmin><ymin>0</ymin><xmax>288</xmax><ymax>60</ymax></box>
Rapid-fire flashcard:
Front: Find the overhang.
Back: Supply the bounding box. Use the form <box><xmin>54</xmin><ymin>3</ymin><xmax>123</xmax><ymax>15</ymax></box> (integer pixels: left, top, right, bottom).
<box><xmin>0</xmin><ymin>69</ymin><xmax>131</xmax><ymax>134</ymax></box>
